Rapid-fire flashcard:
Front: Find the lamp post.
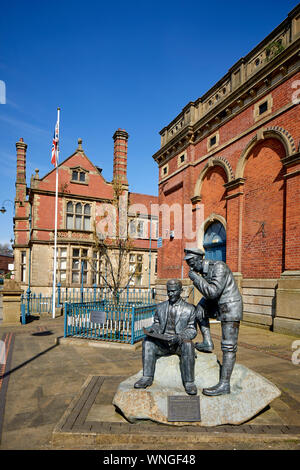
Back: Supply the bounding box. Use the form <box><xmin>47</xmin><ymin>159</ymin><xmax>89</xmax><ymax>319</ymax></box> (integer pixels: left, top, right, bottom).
<box><xmin>0</xmin><ymin>199</ymin><xmax>14</xmax><ymax>215</ymax></box>
<box><xmin>0</xmin><ymin>199</ymin><xmax>15</xmax><ymax>247</ymax></box>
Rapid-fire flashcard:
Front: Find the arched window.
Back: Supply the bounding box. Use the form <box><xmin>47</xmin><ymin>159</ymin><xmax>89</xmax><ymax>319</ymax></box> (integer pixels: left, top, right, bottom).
<box><xmin>203</xmin><ymin>221</ymin><xmax>226</xmax><ymax>262</ymax></box>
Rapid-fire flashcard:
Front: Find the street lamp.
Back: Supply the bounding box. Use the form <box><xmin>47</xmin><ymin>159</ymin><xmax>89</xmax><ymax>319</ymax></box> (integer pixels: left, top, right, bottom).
<box><xmin>0</xmin><ymin>200</ymin><xmax>15</xmax><ymax>246</ymax></box>
<box><xmin>0</xmin><ymin>199</ymin><xmax>14</xmax><ymax>214</ymax></box>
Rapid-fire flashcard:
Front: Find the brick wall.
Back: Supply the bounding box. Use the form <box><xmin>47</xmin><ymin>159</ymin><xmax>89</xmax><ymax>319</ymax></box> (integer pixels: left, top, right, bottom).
<box><xmin>241</xmin><ymin>138</ymin><xmax>286</xmax><ymax>278</ymax></box>
<box><xmin>155</xmin><ymin>62</ymin><xmax>300</xmax><ymax>334</ymax></box>
<box><xmin>157</xmin><ymin>77</ymin><xmax>300</xmax><ymax>281</ymax></box>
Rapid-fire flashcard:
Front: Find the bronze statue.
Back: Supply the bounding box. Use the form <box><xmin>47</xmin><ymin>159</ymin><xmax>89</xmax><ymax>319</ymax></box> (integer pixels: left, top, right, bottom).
<box><xmin>134</xmin><ymin>279</ymin><xmax>197</xmax><ymax>395</ymax></box>
<box><xmin>184</xmin><ymin>248</ymin><xmax>243</xmax><ymax>396</ymax></box>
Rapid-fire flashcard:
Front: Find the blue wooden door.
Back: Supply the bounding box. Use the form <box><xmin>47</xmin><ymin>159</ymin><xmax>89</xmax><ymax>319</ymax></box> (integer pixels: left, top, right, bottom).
<box><xmin>203</xmin><ymin>222</ymin><xmax>226</xmax><ymax>262</ymax></box>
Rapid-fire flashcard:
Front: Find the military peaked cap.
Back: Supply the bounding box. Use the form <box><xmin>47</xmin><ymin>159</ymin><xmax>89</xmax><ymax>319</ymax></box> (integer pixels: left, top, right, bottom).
<box><xmin>183</xmin><ymin>248</ymin><xmax>205</xmax><ymax>260</ymax></box>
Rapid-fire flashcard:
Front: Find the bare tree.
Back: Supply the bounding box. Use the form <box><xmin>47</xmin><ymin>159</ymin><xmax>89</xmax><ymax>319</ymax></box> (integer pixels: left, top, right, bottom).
<box><xmin>89</xmin><ymin>179</ymin><xmax>136</xmax><ymax>304</ymax></box>
<box><xmin>0</xmin><ymin>243</ymin><xmax>13</xmax><ymax>256</ymax></box>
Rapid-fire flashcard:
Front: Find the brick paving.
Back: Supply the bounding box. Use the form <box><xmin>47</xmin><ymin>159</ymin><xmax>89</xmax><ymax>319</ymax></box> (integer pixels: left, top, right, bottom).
<box><xmin>0</xmin><ymin>315</ymin><xmax>300</xmax><ymax>450</ymax></box>
<box><xmin>53</xmin><ymin>372</ymin><xmax>300</xmax><ymax>447</ymax></box>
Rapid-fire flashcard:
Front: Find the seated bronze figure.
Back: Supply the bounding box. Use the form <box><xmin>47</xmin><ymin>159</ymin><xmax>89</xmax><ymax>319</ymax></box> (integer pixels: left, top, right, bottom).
<box><xmin>134</xmin><ymin>279</ymin><xmax>197</xmax><ymax>395</ymax></box>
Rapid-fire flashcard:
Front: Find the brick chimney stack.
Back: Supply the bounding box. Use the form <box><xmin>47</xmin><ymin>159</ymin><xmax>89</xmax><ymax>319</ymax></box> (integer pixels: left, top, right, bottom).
<box><xmin>15</xmin><ymin>138</ymin><xmax>27</xmax><ymax>204</ymax></box>
<box><xmin>16</xmin><ymin>138</ymin><xmax>27</xmax><ymax>183</ymax></box>
<box><xmin>112</xmin><ymin>129</ymin><xmax>129</xmax><ymax>185</ymax></box>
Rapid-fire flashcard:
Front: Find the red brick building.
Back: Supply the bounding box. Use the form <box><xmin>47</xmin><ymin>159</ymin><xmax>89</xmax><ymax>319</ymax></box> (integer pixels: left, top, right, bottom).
<box><xmin>13</xmin><ymin>129</ymin><xmax>158</xmax><ymax>295</ymax></box>
<box><xmin>0</xmin><ymin>254</ymin><xmax>14</xmax><ymax>276</ymax></box>
<box><xmin>152</xmin><ymin>5</ymin><xmax>300</xmax><ymax>335</ymax></box>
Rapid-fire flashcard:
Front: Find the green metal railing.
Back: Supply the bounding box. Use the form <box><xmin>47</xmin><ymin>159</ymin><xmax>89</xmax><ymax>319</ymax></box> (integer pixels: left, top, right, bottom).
<box><xmin>64</xmin><ymin>300</ymin><xmax>156</xmax><ymax>344</ymax></box>
<box><xmin>20</xmin><ymin>285</ymin><xmax>155</xmax><ymax>325</ymax></box>
<box><xmin>58</xmin><ymin>285</ymin><xmax>153</xmax><ymax>305</ymax></box>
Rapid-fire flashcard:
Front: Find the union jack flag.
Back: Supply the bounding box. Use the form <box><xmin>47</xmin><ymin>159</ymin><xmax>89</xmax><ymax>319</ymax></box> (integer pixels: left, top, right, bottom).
<box><xmin>51</xmin><ymin>119</ymin><xmax>59</xmax><ymax>166</ymax></box>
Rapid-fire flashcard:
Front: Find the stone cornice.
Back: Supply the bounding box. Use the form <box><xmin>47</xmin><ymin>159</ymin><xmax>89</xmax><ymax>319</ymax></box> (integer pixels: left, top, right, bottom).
<box><xmin>225</xmin><ymin>191</ymin><xmax>244</xmax><ymax>201</ymax></box>
<box><xmin>224</xmin><ymin>178</ymin><xmax>246</xmax><ymax>190</ymax></box>
<box><xmin>281</xmin><ymin>151</ymin><xmax>300</xmax><ymax>167</ymax></box>
<box><xmin>27</xmin><ymin>187</ymin><xmax>113</xmax><ymax>204</ymax></box>
<box><xmin>191</xmin><ymin>195</ymin><xmax>202</xmax><ymax>204</ymax></box>
<box><xmin>153</xmin><ymin>21</ymin><xmax>300</xmax><ymax>167</ymax></box>
<box><xmin>20</xmin><ymin>239</ymin><xmax>158</xmax><ymax>252</ymax></box>
<box><xmin>113</xmin><ymin>129</ymin><xmax>129</xmax><ymax>141</ymax></box>
<box><xmin>16</xmin><ymin>140</ymin><xmax>27</xmax><ymax>150</ymax></box>
<box><xmin>158</xmin><ymin>99</ymin><xmax>297</xmax><ymax>185</ymax></box>
<box><xmin>283</xmin><ymin>169</ymin><xmax>300</xmax><ymax>179</ymax></box>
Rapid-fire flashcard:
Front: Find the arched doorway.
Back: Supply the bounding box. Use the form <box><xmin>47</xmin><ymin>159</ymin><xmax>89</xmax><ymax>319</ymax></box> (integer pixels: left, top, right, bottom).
<box><xmin>203</xmin><ymin>221</ymin><xmax>226</xmax><ymax>262</ymax></box>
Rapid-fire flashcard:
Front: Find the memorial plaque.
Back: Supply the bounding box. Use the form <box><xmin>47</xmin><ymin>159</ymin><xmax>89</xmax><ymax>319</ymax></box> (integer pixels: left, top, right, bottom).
<box><xmin>90</xmin><ymin>310</ymin><xmax>106</xmax><ymax>325</ymax></box>
<box><xmin>167</xmin><ymin>395</ymin><xmax>201</xmax><ymax>422</ymax></box>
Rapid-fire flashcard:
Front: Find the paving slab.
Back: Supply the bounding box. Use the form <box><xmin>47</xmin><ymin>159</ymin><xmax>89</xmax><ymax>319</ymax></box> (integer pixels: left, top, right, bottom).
<box><xmin>52</xmin><ymin>373</ymin><xmax>300</xmax><ymax>449</ymax></box>
<box><xmin>0</xmin><ymin>316</ymin><xmax>300</xmax><ymax>450</ymax></box>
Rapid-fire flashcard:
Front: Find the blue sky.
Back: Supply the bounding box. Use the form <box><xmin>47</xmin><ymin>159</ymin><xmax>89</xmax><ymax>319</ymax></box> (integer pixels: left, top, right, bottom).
<box><xmin>0</xmin><ymin>0</ymin><xmax>298</xmax><ymax>245</ymax></box>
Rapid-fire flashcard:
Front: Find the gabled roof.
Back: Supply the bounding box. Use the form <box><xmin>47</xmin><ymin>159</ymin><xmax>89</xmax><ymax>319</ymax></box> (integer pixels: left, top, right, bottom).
<box><xmin>40</xmin><ymin>139</ymin><xmax>110</xmax><ymax>184</ymax></box>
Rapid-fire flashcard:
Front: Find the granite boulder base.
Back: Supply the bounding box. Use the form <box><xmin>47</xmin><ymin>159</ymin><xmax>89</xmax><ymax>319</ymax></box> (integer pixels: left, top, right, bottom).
<box><xmin>112</xmin><ymin>353</ymin><xmax>281</xmax><ymax>426</ymax></box>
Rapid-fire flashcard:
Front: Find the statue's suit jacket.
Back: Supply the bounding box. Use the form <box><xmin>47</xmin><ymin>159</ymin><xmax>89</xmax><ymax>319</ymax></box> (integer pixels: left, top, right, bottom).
<box><xmin>191</xmin><ymin>260</ymin><xmax>243</xmax><ymax>322</ymax></box>
<box><xmin>151</xmin><ymin>298</ymin><xmax>197</xmax><ymax>341</ymax></box>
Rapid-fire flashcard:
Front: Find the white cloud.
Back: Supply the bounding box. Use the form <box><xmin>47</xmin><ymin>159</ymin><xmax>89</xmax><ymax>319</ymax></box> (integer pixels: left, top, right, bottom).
<box><xmin>0</xmin><ymin>114</ymin><xmax>49</xmax><ymax>137</ymax></box>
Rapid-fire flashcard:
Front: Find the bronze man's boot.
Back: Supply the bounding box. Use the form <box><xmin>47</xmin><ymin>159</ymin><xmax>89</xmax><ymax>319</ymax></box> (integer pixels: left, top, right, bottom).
<box><xmin>134</xmin><ymin>376</ymin><xmax>153</xmax><ymax>389</ymax></box>
<box><xmin>195</xmin><ymin>318</ymin><xmax>214</xmax><ymax>353</ymax></box>
<box><xmin>202</xmin><ymin>351</ymin><xmax>236</xmax><ymax>396</ymax></box>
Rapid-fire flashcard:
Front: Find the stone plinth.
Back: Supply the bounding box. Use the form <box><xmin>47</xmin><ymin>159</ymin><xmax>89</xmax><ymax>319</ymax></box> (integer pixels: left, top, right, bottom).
<box><xmin>2</xmin><ymin>279</ymin><xmax>23</xmax><ymax>325</ymax></box>
<box><xmin>275</xmin><ymin>271</ymin><xmax>300</xmax><ymax>335</ymax></box>
<box><xmin>113</xmin><ymin>353</ymin><xmax>281</xmax><ymax>426</ymax></box>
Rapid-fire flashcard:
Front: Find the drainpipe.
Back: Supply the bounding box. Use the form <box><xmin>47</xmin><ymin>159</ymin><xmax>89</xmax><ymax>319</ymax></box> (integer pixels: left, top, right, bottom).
<box><xmin>148</xmin><ymin>204</ymin><xmax>152</xmax><ymax>290</ymax></box>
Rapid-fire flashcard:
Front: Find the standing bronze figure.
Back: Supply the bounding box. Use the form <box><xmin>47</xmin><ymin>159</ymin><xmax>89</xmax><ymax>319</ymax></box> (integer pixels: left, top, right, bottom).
<box><xmin>134</xmin><ymin>279</ymin><xmax>197</xmax><ymax>395</ymax></box>
<box><xmin>184</xmin><ymin>248</ymin><xmax>243</xmax><ymax>396</ymax></box>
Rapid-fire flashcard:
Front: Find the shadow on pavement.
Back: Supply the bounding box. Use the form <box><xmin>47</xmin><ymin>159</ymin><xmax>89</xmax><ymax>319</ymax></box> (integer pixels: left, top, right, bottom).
<box><xmin>0</xmin><ymin>338</ymin><xmax>63</xmax><ymax>380</ymax></box>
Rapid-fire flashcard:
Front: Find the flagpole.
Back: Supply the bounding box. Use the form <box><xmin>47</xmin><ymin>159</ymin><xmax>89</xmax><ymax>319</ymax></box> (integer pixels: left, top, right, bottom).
<box><xmin>52</xmin><ymin>107</ymin><xmax>60</xmax><ymax>319</ymax></box>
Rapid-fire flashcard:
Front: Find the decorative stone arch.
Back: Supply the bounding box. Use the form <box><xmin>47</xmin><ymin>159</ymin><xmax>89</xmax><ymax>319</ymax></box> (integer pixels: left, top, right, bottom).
<box><xmin>197</xmin><ymin>213</ymin><xmax>227</xmax><ymax>251</ymax></box>
<box><xmin>193</xmin><ymin>157</ymin><xmax>234</xmax><ymax>198</ymax></box>
<box><xmin>236</xmin><ymin>126</ymin><xmax>296</xmax><ymax>179</ymax></box>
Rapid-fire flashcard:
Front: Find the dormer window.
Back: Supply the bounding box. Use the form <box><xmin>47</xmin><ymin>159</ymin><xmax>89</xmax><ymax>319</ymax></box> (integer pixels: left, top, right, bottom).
<box><xmin>70</xmin><ymin>167</ymin><xmax>88</xmax><ymax>184</ymax></box>
<box><xmin>72</xmin><ymin>170</ymin><xmax>85</xmax><ymax>182</ymax></box>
